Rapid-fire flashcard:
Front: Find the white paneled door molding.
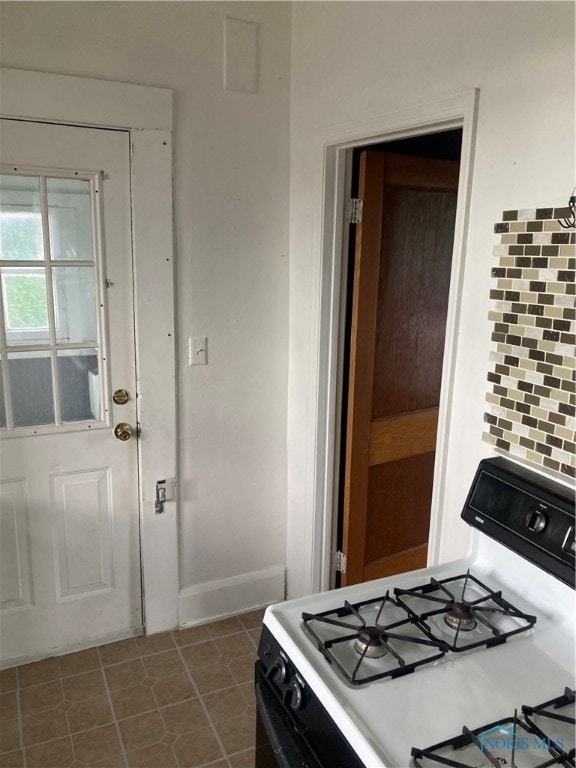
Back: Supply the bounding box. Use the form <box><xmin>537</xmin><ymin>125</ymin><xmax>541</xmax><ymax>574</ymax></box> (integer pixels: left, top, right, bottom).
<box><xmin>0</xmin><ymin>68</ymin><xmax>177</xmax><ymax>655</ymax></box>
<box><xmin>293</xmin><ymin>89</ymin><xmax>479</xmax><ymax>596</ymax></box>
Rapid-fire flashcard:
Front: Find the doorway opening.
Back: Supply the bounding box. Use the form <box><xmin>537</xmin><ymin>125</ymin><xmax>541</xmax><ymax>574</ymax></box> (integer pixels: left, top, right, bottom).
<box><xmin>335</xmin><ymin>128</ymin><xmax>463</xmax><ymax>588</ymax></box>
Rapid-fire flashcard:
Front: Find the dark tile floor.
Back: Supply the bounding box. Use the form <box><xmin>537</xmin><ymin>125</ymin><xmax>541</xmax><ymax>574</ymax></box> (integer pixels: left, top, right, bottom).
<box><xmin>0</xmin><ymin>609</ymin><xmax>264</xmax><ymax>768</ymax></box>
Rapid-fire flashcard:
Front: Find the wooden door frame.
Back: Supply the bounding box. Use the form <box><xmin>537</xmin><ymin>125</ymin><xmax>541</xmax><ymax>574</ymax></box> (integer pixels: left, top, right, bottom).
<box><xmin>0</xmin><ymin>68</ymin><xmax>178</xmax><ymax>635</ymax></box>
<box><xmin>309</xmin><ymin>89</ymin><xmax>479</xmax><ymax>593</ymax></box>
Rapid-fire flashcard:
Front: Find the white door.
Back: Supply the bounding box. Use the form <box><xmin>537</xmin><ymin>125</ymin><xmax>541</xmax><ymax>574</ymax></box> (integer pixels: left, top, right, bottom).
<box><xmin>0</xmin><ymin>119</ymin><xmax>142</xmax><ymax>664</ymax></box>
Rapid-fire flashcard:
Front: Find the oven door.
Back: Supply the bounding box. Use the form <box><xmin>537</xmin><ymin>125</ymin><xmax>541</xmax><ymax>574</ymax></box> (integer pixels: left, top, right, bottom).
<box><xmin>255</xmin><ymin>661</ymin><xmax>367</xmax><ymax>768</ymax></box>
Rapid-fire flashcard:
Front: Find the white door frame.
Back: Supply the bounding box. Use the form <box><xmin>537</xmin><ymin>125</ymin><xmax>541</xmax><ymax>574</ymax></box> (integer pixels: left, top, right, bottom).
<box><xmin>308</xmin><ymin>89</ymin><xmax>479</xmax><ymax>593</ymax></box>
<box><xmin>0</xmin><ymin>67</ymin><xmax>178</xmax><ymax>634</ymax></box>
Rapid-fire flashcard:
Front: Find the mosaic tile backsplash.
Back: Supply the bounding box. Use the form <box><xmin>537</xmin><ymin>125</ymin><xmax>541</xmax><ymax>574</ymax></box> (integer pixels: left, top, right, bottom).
<box><xmin>483</xmin><ymin>206</ymin><xmax>575</xmax><ymax>480</ymax></box>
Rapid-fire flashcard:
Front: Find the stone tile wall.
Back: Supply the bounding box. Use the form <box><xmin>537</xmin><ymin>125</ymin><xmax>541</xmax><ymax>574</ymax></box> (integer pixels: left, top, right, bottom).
<box><xmin>483</xmin><ymin>206</ymin><xmax>575</xmax><ymax>480</ymax></box>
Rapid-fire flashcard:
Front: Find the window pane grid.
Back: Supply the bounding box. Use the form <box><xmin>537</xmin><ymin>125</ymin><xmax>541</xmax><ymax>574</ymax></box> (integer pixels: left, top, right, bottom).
<box><xmin>0</xmin><ymin>171</ymin><xmax>104</xmax><ymax>432</ymax></box>
<box><xmin>0</xmin><ymin>283</ymin><xmax>15</xmax><ymax>430</ymax></box>
<box><xmin>40</xmin><ymin>176</ymin><xmax>63</xmax><ymax>425</ymax></box>
<box><xmin>0</xmin><ymin>260</ymin><xmax>95</xmax><ymax>267</ymax></box>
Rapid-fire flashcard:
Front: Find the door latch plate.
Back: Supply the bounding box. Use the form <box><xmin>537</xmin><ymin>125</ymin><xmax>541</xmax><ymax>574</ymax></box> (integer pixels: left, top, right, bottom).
<box><xmin>155</xmin><ymin>479</ymin><xmax>167</xmax><ymax>514</ymax></box>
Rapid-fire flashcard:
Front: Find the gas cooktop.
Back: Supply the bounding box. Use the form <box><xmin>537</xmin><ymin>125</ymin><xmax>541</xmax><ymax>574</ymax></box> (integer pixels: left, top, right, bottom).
<box><xmin>302</xmin><ymin>571</ymin><xmax>537</xmax><ymax>685</ymax></box>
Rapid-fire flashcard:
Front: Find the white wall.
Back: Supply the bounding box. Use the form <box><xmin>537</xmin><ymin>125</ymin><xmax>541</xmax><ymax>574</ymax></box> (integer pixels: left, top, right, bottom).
<box><xmin>3</xmin><ymin>0</ymin><xmax>573</xmax><ymax>613</ymax></box>
<box><xmin>0</xmin><ymin>1</ymin><xmax>291</xmax><ymax>623</ymax></box>
<box><xmin>287</xmin><ymin>1</ymin><xmax>575</xmax><ymax>597</ymax></box>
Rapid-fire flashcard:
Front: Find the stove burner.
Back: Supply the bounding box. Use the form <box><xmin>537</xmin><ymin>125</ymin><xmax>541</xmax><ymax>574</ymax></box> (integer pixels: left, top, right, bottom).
<box><xmin>395</xmin><ymin>571</ymin><xmax>537</xmax><ymax>653</ymax></box>
<box><xmin>443</xmin><ymin>602</ymin><xmax>477</xmax><ymax>631</ymax></box>
<box><xmin>301</xmin><ymin>592</ymin><xmax>447</xmax><ymax>685</ymax></box>
<box><xmin>354</xmin><ymin>627</ymin><xmax>388</xmax><ymax>658</ymax></box>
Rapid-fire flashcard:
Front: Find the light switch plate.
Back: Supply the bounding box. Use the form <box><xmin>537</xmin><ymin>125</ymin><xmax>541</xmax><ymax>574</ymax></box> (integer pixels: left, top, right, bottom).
<box><xmin>189</xmin><ymin>336</ymin><xmax>208</xmax><ymax>366</ymax></box>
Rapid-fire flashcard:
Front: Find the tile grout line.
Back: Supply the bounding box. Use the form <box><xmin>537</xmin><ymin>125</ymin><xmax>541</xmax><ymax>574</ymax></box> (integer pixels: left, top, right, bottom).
<box><xmin>151</xmin><ymin>630</ymin><xmax>186</xmax><ymax>768</ymax></box>
<box><xmin>227</xmin><ymin>746</ymin><xmax>256</xmax><ymax>763</ymax></box>
<box><xmin>14</xmin><ymin>667</ymin><xmax>27</xmax><ymax>768</ymax></box>
<box><xmin>96</xmin><ymin>645</ymin><xmax>130</xmax><ymax>768</ymax></box>
<box><xmin>59</xmin><ymin>652</ymin><xmax>79</xmax><ymax>767</ymax></box>
<box><xmin>172</xmin><ymin>635</ymin><xmax>235</xmax><ymax>768</ymax></box>
<box><xmin>206</xmin><ymin>626</ymin><xmax>258</xmax><ymax>766</ymax></box>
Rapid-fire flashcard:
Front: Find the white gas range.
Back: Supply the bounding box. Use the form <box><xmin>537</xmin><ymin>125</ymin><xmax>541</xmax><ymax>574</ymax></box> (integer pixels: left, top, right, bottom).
<box><xmin>255</xmin><ymin>457</ymin><xmax>575</xmax><ymax>768</ymax></box>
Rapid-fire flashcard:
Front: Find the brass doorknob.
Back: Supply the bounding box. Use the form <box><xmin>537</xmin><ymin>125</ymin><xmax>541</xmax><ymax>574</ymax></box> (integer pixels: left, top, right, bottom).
<box><xmin>114</xmin><ymin>422</ymin><xmax>132</xmax><ymax>441</ymax></box>
<box><xmin>113</xmin><ymin>388</ymin><xmax>130</xmax><ymax>405</ymax></box>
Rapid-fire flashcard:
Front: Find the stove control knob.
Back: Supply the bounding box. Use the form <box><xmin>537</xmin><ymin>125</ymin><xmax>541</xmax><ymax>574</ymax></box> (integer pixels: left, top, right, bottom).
<box><xmin>285</xmin><ymin>680</ymin><xmax>304</xmax><ymax>711</ymax></box>
<box><xmin>268</xmin><ymin>657</ymin><xmax>288</xmax><ymax>684</ymax></box>
<box><xmin>526</xmin><ymin>509</ymin><xmax>547</xmax><ymax>533</ymax></box>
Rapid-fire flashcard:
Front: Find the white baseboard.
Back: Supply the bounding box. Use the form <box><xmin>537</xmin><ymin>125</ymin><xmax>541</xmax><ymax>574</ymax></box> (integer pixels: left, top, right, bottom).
<box><xmin>178</xmin><ymin>564</ymin><xmax>286</xmax><ymax>628</ymax></box>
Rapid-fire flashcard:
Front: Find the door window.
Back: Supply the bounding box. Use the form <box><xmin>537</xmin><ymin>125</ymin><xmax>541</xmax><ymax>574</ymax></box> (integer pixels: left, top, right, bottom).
<box><xmin>0</xmin><ymin>172</ymin><xmax>104</xmax><ymax>431</ymax></box>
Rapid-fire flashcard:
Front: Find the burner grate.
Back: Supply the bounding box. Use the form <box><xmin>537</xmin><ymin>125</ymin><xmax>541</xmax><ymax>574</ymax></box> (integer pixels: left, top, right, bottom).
<box><xmin>522</xmin><ymin>688</ymin><xmax>576</xmax><ymax>765</ymax></box>
<box><xmin>302</xmin><ymin>591</ymin><xmax>447</xmax><ymax>685</ymax></box>
<box><xmin>412</xmin><ymin>689</ymin><xmax>575</xmax><ymax>768</ymax></box>
<box><xmin>395</xmin><ymin>571</ymin><xmax>537</xmax><ymax>653</ymax></box>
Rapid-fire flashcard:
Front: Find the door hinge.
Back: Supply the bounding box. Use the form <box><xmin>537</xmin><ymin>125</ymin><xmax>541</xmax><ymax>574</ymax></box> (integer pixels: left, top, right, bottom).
<box><xmin>346</xmin><ymin>198</ymin><xmax>363</xmax><ymax>224</ymax></box>
<box><xmin>334</xmin><ymin>550</ymin><xmax>347</xmax><ymax>574</ymax></box>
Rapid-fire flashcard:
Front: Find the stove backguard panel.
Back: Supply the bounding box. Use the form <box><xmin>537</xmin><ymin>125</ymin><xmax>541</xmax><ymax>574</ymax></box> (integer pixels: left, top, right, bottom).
<box><xmin>483</xmin><ymin>206</ymin><xmax>575</xmax><ymax>481</ymax></box>
<box><xmin>462</xmin><ymin>457</ymin><xmax>575</xmax><ymax>587</ymax></box>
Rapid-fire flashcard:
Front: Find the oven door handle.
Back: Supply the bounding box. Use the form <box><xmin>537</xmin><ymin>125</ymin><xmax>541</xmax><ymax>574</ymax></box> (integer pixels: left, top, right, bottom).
<box><xmin>255</xmin><ymin>680</ymin><xmax>317</xmax><ymax>768</ymax></box>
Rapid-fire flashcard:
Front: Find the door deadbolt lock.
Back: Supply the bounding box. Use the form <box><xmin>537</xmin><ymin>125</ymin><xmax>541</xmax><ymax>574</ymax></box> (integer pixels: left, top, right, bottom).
<box><xmin>114</xmin><ymin>422</ymin><xmax>133</xmax><ymax>441</ymax></box>
<box><xmin>113</xmin><ymin>389</ymin><xmax>130</xmax><ymax>405</ymax></box>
